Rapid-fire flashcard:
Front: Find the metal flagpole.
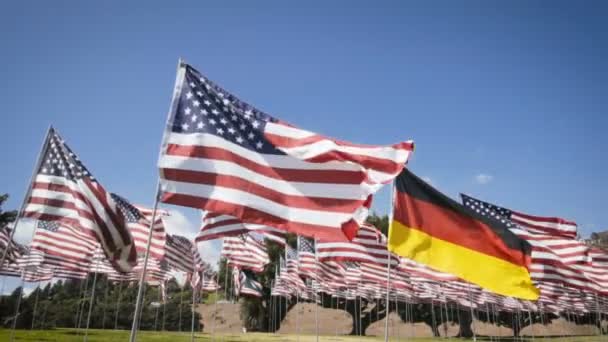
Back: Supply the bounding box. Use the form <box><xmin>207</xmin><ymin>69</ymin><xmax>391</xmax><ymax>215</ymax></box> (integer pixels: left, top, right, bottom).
<box><xmin>101</xmin><ymin>280</ymin><xmax>109</xmax><ymax>329</ymax></box>
<box><xmin>179</xmin><ymin>284</ymin><xmax>185</xmax><ymax>332</ymax></box>
<box><xmin>77</xmin><ymin>276</ymin><xmax>90</xmax><ymax>331</ymax></box>
<box><xmin>137</xmin><ymin>285</ymin><xmax>148</xmax><ymax>333</ymax></box>
<box><xmin>30</xmin><ymin>282</ymin><xmax>41</xmax><ymax>330</ymax></box>
<box><xmin>314</xmin><ymin>237</ymin><xmax>319</xmax><ymax>342</ymax></box>
<box><xmin>191</xmin><ymin>283</ymin><xmax>198</xmax><ymax>342</ymax></box>
<box><xmin>466</xmin><ymin>284</ymin><xmax>477</xmax><ymax>342</ymax></box>
<box><xmin>213</xmin><ymin>276</ymin><xmax>219</xmax><ymax>337</ymax></box>
<box><xmin>84</xmin><ymin>268</ymin><xmax>101</xmax><ymax>342</ymax></box>
<box><xmin>384</xmin><ymin>180</ymin><xmax>396</xmax><ymax>342</ymax></box>
<box><xmin>114</xmin><ymin>281</ymin><xmax>123</xmax><ymax>330</ymax></box>
<box><xmin>162</xmin><ymin>285</ymin><xmax>167</xmax><ymax>332</ymax></box>
<box><xmin>0</xmin><ymin>127</ymin><xmax>51</xmax><ymax>273</ymax></box>
<box><xmin>75</xmin><ymin>278</ymin><xmax>86</xmax><ymax>329</ymax></box>
<box><xmin>154</xmin><ymin>287</ymin><xmax>161</xmax><ymax>331</ymax></box>
<box><xmin>130</xmin><ymin>56</ymin><xmax>186</xmax><ymax>342</ymax></box>
<box><xmin>296</xmin><ymin>291</ymin><xmax>300</xmax><ymax>341</ymax></box>
<box><xmin>9</xmin><ymin>270</ymin><xmax>26</xmax><ymax>342</ymax></box>
<box><xmin>129</xmin><ymin>185</ymin><xmax>161</xmax><ymax>342</ymax></box>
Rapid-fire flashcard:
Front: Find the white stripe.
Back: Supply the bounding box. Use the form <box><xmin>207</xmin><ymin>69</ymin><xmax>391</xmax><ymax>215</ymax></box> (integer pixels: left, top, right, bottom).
<box><xmin>161</xmin><ymin>180</ymin><xmax>351</xmax><ymax>228</ymax></box>
<box><xmin>511</xmin><ymin>213</ymin><xmax>577</xmax><ymax>232</ymax></box>
<box><xmin>159</xmin><ymin>154</ymin><xmax>368</xmax><ymax>200</ymax></box>
<box><xmin>264</xmin><ymin>122</ymin><xmax>316</xmax><ymax>139</ymax></box>
<box><xmin>164</xmin><ymin>132</ymin><xmax>361</xmax><ymax>172</ymax></box>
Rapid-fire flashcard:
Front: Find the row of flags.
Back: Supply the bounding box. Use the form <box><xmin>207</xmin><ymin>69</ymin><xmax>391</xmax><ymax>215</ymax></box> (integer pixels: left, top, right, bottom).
<box><xmin>2</xmin><ymin>59</ymin><xmax>605</xmax><ymax>321</ymax></box>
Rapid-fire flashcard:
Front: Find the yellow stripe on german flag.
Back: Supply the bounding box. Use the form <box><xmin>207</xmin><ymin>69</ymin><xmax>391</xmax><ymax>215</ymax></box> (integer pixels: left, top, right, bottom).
<box><xmin>388</xmin><ymin>169</ymin><xmax>539</xmax><ymax>300</ymax></box>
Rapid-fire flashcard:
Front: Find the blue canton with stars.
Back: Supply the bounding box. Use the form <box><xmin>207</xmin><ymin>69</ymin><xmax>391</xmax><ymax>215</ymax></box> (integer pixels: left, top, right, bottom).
<box><xmin>461</xmin><ymin>194</ymin><xmax>517</xmax><ymax>229</ymax></box>
<box><xmin>110</xmin><ymin>193</ymin><xmax>142</xmax><ymax>223</ymax></box>
<box><xmin>37</xmin><ymin>220</ymin><xmax>60</xmax><ymax>232</ymax></box>
<box><xmin>298</xmin><ymin>236</ymin><xmax>315</xmax><ymax>253</ymax></box>
<box><xmin>171</xmin><ymin>64</ymin><xmax>285</xmax><ymax>155</ymax></box>
<box><xmin>38</xmin><ymin>128</ymin><xmax>97</xmax><ymax>182</ymax></box>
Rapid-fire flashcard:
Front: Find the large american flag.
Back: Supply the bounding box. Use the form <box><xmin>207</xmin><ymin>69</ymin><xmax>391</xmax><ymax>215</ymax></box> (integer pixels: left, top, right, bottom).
<box><xmin>158</xmin><ymin>62</ymin><xmax>414</xmax><ymax>241</ymax></box>
<box><xmin>22</xmin><ymin>128</ymin><xmax>136</xmax><ymax>272</ymax></box>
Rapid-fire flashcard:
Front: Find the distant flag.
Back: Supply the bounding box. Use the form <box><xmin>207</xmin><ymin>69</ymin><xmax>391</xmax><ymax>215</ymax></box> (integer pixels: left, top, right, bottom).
<box><xmin>196</xmin><ymin>211</ymin><xmax>286</xmax><ymax>245</ymax></box>
<box><xmin>238</xmin><ymin>269</ymin><xmax>263</xmax><ymax>298</ymax></box>
<box><xmin>297</xmin><ymin>236</ymin><xmax>317</xmax><ymax>279</ymax></box>
<box><xmin>164</xmin><ymin>234</ymin><xmax>198</xmax><ymax>274</ymax></box>
<box><xmin>221</xmin><ymin>234</ymin><xmax>269</xmax><ymax>273</ymax></box>
<box><xmin>22</xmin><ymin>127</ymin><xmax>136</xmax><ymax>272</ymax></box>
<box><xmin>460</xmin><ymin>194</ymin><xmax>578</xmax><ymax>240</ymax></box>
<box><xmin>111</xmin><ymin>193</ymin><xmax>168</xmax><ymax>261</ymax></box>
<box><xmin>387</xmin><ymin>169</ymin><xmax>539</xmax><ymax>300</ymax></box>
<box><xmin>157</xmin><ymin>62</ymin><xmax>414</xmax><ymax>241</ymax></box>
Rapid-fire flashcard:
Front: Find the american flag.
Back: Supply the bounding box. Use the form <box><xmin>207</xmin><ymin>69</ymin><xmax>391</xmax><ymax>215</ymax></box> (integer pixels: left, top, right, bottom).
<box><xmin>316</xmin><ymin>223</ymin><xmax>398</xmax><ymax>266</ymax></box>
<box><xmin>278</xmin><ymin>245</ymin><xmax>306</xmax><ymax>291</ymax></box>
<box><xmin>164</xmin><ymin>234</ymin><xmax>199</xmax><ymax>274</ymax></box>
<box><xmin>296</xmin><ymin>236</ymin><xmax>317</xmax><ymax>279</ymax></box>
<box><xmin>23</xmin><ymin>128</ymin><xmax>136</xmax><ymax>272</ymax></box>
<box><xmin>30</xmin><ymin>220</ymin><xmax>97</xmax><ymax>272</ymax></box>
<box><xmin>461</xmin><ymin>194</ymin><xmax>608</xmax><ymax>295</ymax></box>
<box><xmin>111</xmin><ymin>193</ymin><xmax>168</xmax><ymax>261</ymax></box>
<box><xmin>196</xmin><ymin>211</ymin><xmax>286</xmax><ymax>245</ymax></box>
<box><xmin>158</xmin><ymin>62</ymin><xmax>414</xmax><ymax>241</ymax></box>
<box><xmin>238</xmin><ymin>270</ymin><xmax>263</xmax><ymax>297</ymax></box>
<box><xmin>221</xmin><ymin>234</ymin><xmax>269</xmax><ymax>273</ymax></box>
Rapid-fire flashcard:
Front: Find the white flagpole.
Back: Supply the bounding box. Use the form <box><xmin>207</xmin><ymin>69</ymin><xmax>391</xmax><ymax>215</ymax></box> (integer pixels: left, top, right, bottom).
<box><xmin>30</xmin><ymin>282</ymin><xmax>41</xmax><ymax>330</ymax></box>
<box><xmin>314</xmin><ymin>237</ymin><xmax>319</xmax><ymax>342</ymax></box>
<box><xmin>130</xmin><ymin>58</ymin><xmax>186</xmax><ymax>342</ymax></box>
<box><xmin>0</xmin><ymin>127</ymin><xmax>52</xmax><ymax>272</ymax></box>
<box><xmin>9</xmin><ymin>270</ymin><xmax>26</xmax><ymax>342</ymax></box>
<box><xmin>84</xmin><ymin>256</ymin><xmax>101</xmax><ymax>342</ymax></box>
<box><xmin>384</xmin><ymin>180</ymin><xmax>396</xmax><ymax>342</ymax></box>
<box><xmin>190</xmin><ymin>280</ymin><xmax>198</xmax><ymax>342</ymax></box>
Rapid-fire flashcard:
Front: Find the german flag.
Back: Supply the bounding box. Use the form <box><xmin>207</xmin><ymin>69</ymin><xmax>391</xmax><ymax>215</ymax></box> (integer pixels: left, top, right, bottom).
<box><xmin>387</xmin><ymin>169</ymin><xmax>539</xmax><ymax>300</ymax></box>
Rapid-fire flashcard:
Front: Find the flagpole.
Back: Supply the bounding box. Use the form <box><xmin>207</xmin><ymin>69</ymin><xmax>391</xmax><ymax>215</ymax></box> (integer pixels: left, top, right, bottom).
<box><xmin>9</xmin><ymin>270</ymin><xmax>26</xmax><ymax>342</ymax></box>
<box><xmin>130</xmin><ymin>58</ymin><xmax>185</xmax><ymax>342</ymax></box>
<box><xmin>75</xmin><ymin>278</ymin><xmax>86</xmax><ymax>329</ymax></box>
<box><xmin>0</xmin><ymin>127</ymin><xmax>52</xmax><ymax>272</ymax></box>
<box><xmin>84</xmin><ymin>256</ymin><xmax>102</xmax><ymax>342</ymax></box>
<box><xmin>77</xmin><ymin>276</ymin><xmax>90</xmax><ymax>331</ymax></box>
<box><xmin>101</xmin><ymin>281</ymin><xmax>109</xmax><ymax>329</ymax></box>
<box><xmin>190</xmin><ymin>280</ymin><xmax>198</xmax><ymax>342</ymax></box>
<box><xmin>384</xmin><ymin>180</ymin><xmax>396</xmax><ymax>342</ymax></box>
<box><xmin>114</xmin><ymin>281</ymin><xmax>123</xmax><ymax>330</ymax></box>
<box><xmin>314</xmin><ymin>237</ymin><xmax>319</xmax><ymax>342</ymax></box>
<box><xmin>30</xmin><ymin>282</ymin><xmax>41</xmax><ymax>330</ymax></box>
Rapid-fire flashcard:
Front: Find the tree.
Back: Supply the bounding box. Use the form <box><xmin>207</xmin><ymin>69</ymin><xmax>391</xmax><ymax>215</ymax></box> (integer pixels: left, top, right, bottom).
<box><xmin>0</xmin><ymin>193</ymin><xmax>17</xmax><ymax>228</ymax></box>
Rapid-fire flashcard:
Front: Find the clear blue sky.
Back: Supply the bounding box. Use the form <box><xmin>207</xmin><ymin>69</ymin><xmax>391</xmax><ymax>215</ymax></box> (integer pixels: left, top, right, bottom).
<box><xmin>1</xmin><ymin>0</ymin><xmax>607</xmax><ymax>253</ymax></box>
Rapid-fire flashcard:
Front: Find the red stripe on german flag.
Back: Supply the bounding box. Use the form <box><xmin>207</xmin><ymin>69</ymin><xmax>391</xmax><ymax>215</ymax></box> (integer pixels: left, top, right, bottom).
<box><xmin>388</xmin><ymin>169</ymin><xmax>539</xmax><ymax>300</ymax></box>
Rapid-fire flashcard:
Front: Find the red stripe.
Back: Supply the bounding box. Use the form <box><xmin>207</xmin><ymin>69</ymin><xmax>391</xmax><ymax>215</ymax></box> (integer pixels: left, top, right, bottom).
<box><xmin>161</xmin><ymin>192</ymin><xmax>352</xmax><ymax>242</ymax></box>
<box><xmin>166</xmin><ymin>144</ymin><xmax>366</xmax><ymax>184</ymax></box>
<box><xmin>162</xmin><ymin>168</ymin><xmax>365</xmax><ymax>213</ymax></box>
<box><xmin>512</xmin><ymin>210</ymin><xmax>577</xmax><ymax>226</ymax></box>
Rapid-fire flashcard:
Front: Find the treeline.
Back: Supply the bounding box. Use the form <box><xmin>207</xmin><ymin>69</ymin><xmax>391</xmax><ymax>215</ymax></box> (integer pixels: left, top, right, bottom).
<box><xmin>0</xmin><ymin>274</ymin><xmax>201</xmax><ymax>331</ymax></box>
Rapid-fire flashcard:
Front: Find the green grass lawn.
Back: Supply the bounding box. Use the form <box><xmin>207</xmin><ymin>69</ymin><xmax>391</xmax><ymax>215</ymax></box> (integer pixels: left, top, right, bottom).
<box><xmin>0</xmin><ymin>329</ymin><xmax>605</xmax><ymax>342</ymax></box>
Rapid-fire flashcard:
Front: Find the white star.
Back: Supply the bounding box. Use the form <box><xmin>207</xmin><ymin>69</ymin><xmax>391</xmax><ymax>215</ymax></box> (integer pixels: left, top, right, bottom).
<box><xmin>186</xmin><ymin>92</ymin><xmax>193</xmax><ymax>99</ymax></box>
<box><xmin>50</xmin><ymin>168</ymin><xmax>55</xmax><ymax>173</ymax></box>
<box><xmin>184</xmin><ymin>107</ymin><xmax>192</xmax><ymax>115</ymax></box>
<box><xmin>201</xmin><ymin>109</ymin><xmax>208</xmax><ymax>115</ymax></box>
<box><xmin>182</xmin><ymin>123</ymin><xmax>189</xmax><ymax>130</ymax></box>
<box><xmin>216</xmin><ymin>128</ymin><xmax>224</xmax><ymax>135</ymax></box>
<box><xmin>239</xmin><ymin>124</ymin><xmax>246</xmax><ymax>131</ymax></box>
<box><xmin>218</xmin><ymin>92</ymin><xmax>224</xmax><ymax>98</ymax></box>
<box><xmin>212</xmin><ymin>109</ymin><xmax>219</xmax><ymax>115</ymax></box>
<box><xmin>42</xmin><ymin>168</ymin><xmax>48</xmax><ymax>173</ymax></box>
<box><xmin>209</xmin><ymin>119</ymin><xmax>216</xmax><ymax>125</ymax></box>
<box><xmin>204</xmin><ymin>100</ymin><xmax>211</xmax><ymax>106</ymax></box>
<box><xmin>189</xmin><ymin>82</ymin><xmax>196</xmax><ymax>88</ymax></box>
<box><xmin>199</xmin><ymin>77</ymin><xmax>206</xmax><ymax>83</ymax></box>
<box><xmin>196</xmin><ymin>91</ymin><xmax>203</xmax><ymax>97</ymax></box>
<box><xmin>252</xmin><ymin>121</ymin><xmax>260</xmax><ymax>129</ymax></box>
<box><xmin>256</xmin><ymin>141</ymin><xmax>263</xmax><ymax>149</ymax></box>
<box><xmin>248</xmin><ymin>132</ymin><xmax>255</xmax><ymax>140</ymax></box>
<box><xmin>231</xmin><ymin>115</ymin><xmax>238</xmax><ymax>121</ymax></box>
<box><xmin>236</xmin><ymin>136</ymin><xmax>244</xmax><ymax>144</ymax></box>
<box><xmin>245</xmin><ymin>109</ymin><xmax>253</xmax><ymax>117</ymax></box>
<box><xmin>223</xmin><ymin>99</ymin><xmax>230</xmax><ymax>105</ymax></box>
<box><xmin>191</xmin><ymin>115</ymin><xmax>198</xmax><ymax>122</ymax></box>
<box><xmin>197</xmin><ymin>121</ymin><xmax>205</xmax><ymax>129</ymax></box>
<box><xmin>220</xmin><ymin>118</ymin><xmax>228</xmax><ymax>125</ymax></box>
<box><xmin>228</xmin><ymin>127</ymin><xmax>236</xmax><ymax>134</ymax></box>
<box><xmin>193</xmin><ymin>100</ymin><xmax>200</xmax><ymax>107</ymax></box>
